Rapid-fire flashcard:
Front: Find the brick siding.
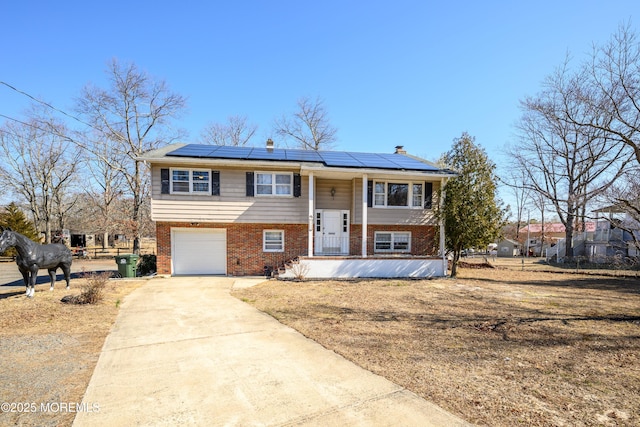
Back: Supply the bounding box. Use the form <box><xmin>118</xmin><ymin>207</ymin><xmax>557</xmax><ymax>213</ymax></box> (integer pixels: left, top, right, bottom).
<box><xmin>156</xmin><ymin>222</ymin><xmax>308</xmax><ymax>276</ymax></box>
<box><xmin>350</xmin><ymin>224</ymin><xmax>438</xmax><ymax>256</ymax></box>
<box><xmin>157</xmin><ymin>222</ymin><xmax>437</xmax><ymax>276</ymax></box>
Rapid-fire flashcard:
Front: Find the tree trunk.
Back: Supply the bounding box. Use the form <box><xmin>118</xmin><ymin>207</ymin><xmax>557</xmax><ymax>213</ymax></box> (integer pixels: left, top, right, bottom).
<box><xmin>565</xmin><ymin>213</ymin><xmax>574</xmax><ymax>258</ymax></box>
<box><xmin>450</xmin><ymin>250</ymin><xmax>460</xmax><ymax>277</ymax></box>
<box><xmin>540</xmin><ymin>209</ymin><xmax>545</xmax><ymax>257</ymax></box>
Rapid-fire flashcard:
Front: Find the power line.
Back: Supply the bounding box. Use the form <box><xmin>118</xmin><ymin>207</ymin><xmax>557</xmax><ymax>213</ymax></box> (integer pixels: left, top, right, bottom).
<box><xmin>0</xmin><ymin>80</ymin><xmax>94</xmax><ymax>129</ymax></box>
<box><xmin>0</xmin><ymin>113</ymin><xmax>78</xmax><ymax>144</ymax></box>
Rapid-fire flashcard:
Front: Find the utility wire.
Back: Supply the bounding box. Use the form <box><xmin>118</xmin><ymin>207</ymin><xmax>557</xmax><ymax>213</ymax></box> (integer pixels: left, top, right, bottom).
<box><xmin>0</xmin><ymin>80</ymin><xmax>95</xmax><ymax>130</ymax></box>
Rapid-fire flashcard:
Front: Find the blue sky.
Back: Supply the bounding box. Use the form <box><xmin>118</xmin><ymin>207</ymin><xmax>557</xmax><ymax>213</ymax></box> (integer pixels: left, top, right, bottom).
<box><xmin>1</xmin><ymin>1</ymin><xmax>637</xmax><ymax>211</ymax></box>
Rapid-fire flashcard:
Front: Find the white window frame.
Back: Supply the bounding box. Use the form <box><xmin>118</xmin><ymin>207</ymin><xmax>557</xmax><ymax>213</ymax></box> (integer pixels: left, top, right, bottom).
<box><xmin>373</xmin><ymin>180</ymin><xmax>424</xmax><ymax>208</ymax></box>
<box><xmin>374</xmin><ymin>231</ymin><xmax>411</xmax><ymax>253</ymax></box>
<box><xmin>255</xmin><ymin>172</ymin><xmax>293</xmax><ymax>197</ymax></box>
<box><xmin>263</xmin><ymin>230</ymin><xmax>284</xmax><ymax>252</ymax></box>
<box><xmin>170</xmin><ymin>168</ymin><xmax>211</xmax><ymax>194</ymax></box>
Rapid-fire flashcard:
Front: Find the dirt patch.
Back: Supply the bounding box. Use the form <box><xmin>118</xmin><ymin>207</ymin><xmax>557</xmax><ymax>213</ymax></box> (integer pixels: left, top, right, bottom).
<box><xmin>233</xmin><ymin>268</ymin><xmax>640</xmax><ymax>426</ymax></box>
<box><xmin>457</xmin><ymin>261</ymin><xmax>495</xmax><ymax>269</ymax></box>
<box><xmin>0</xmin><ymin>276</ymin><xmax>143</xmax><ymax>427</ymax></box>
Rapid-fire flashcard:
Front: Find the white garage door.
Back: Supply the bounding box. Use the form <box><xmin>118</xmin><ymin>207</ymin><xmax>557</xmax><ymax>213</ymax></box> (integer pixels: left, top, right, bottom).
<box><xmin>172</xmin><ymin>228</ymin><xmax>226</xmax><ymax>275</ymax></box>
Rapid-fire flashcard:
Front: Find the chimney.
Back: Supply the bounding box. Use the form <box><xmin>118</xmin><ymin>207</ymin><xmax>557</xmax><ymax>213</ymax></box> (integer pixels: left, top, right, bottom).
<box><xmin>266</xmin><ymin>138</ymin><xmax>274</xmax><ymax>150</ymax></box>
<box><xmin>394</xmin><ymin>145</ymin><xmax>406</xmax><ymax>154</ymax></box>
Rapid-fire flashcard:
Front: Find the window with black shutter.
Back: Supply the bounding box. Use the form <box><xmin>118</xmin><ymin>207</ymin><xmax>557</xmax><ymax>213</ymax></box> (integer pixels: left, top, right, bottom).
<box><xmin>161</xmin><ymin>168</ymin><xmax>170</xmax><ymax>194</ymax></box>
<box><xmin>246</xmin><ymin>172</ymin><xmax>254</xmax><ymax>197</ymax></box>
<box><xmin>424</xmin><ymin>182</ymin><xmax>433</xmax><ymax>209</ymax></box>
<box><xmin>293</xmin><ymin>173</ymin><xmax>301</xmax><ymax>197</ymax></box>
<box><xmin>212</xmin><ymin>171</ymin><xmax>220</xmax><ymax>196</ymax></box>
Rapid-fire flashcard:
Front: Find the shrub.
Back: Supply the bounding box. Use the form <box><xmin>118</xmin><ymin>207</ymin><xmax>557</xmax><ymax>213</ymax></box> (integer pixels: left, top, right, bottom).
<box><xmin>62</xmin><ymin>272</ymin><xmax>110</xmax><ymax>304</ymax></box>
<box><xmin>137</xmin><ymin>254</ymin><xmax>157</xmax><ymax>276</ymax></box>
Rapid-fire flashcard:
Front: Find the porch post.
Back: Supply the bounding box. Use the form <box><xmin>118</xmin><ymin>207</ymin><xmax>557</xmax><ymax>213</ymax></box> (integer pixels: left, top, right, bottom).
<box><xmin>308</xmin><ymin>172</ymin><xmax>314</xmax><ymax>257</ymax></box>
<box><xmin>440</xmin><ymin>177</ymin><xmax>447</xmax><ymax>273</ymax></box>
<box><xmin>362</xmin><ymin>173</ymin><xmax>368</xmax><ymax>258</ymax></box>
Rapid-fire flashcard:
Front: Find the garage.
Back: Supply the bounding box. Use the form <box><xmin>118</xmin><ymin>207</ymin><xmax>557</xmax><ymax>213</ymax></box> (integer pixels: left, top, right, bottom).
<box><xmin>172</xmin><ymin>228</ymin><xmax>227</xmax><ymax>275</ymax></box>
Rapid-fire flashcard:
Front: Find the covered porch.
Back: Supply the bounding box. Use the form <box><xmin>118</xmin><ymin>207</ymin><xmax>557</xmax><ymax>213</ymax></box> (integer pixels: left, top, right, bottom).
<box><xmin>292</xmin><ymin>165</ymin><xmax>449</xmax><ymax>278</ymax></box>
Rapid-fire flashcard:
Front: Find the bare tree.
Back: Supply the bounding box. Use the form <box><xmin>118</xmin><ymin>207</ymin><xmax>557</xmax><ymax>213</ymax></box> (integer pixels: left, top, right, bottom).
<box><xmin>511</xmin><ymin>61</ymin><xmax>632</xmax><ymax>257</ymax></box>
<box><xmin>0</xmin><ymin>109</ymin><xmax>79</xmax><ymax>242</ymax></box>
<box><xmin>581</xmin><ymin>22</ymin><xmax>640</xmax><ymax>164</ymax></box>
<box><xmin>563</xmin><ymin>23</ymin><xmax>640</xmax><ymax>232</ymax></box>
<box><xmin>529</xmin><ymin>191</ymin><xmax>548</xmax><ymax>254</ymax></box>
<box><xmin>273</xmin><ymin>96</ymin><xmax>337</xmax><ymax>150</ymax></box>
<box><xmin>499</xmin><ymin>169</ymin><xmax>530</xmax><ymax>240</ymax></box>
<box><xmin>199</xmin><ymin>115</ymin><xmax>257</xmax><ymax>146</ymax></box>
<box><xmin>82</xmin><ymin>133</ymin><xmax>128</xmax><ymax>249</ymax></box>
<box><xmin>75</xmin><ymin>59</ymin><xmax>187</xmax><ymax>253</ymax></box>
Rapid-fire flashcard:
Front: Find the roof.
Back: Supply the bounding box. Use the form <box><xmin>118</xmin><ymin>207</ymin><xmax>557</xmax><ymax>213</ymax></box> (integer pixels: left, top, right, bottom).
<box><xmin>519</xmin><ymin>222</ymin><xmax>596</xmax><ymax>234</ymax></box>
<box><xmin>141</xmin><ymin>143</ymin><xmax>456</xmax><ymax>175</ymax></box>
<box><xmin>594</xmin><ymin>203</ymin><xmax>640</xmax><ymax>214</ymax></box>
<box><xmin>499</xmin><ymin>239</ymin><xmax>521</xmax><ymax>246</ymax></box>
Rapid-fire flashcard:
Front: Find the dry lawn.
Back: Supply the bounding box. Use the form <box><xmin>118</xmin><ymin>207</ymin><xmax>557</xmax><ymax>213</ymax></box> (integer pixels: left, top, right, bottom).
<box><xmin>233</xmin><ymin>266</ymin><xmax>640</xmax><ymax>427</ymax></box>
<box><xmin>0</xmin><ymin>276</ymin><xmax>144</xmax><ymax>427</ymax></box>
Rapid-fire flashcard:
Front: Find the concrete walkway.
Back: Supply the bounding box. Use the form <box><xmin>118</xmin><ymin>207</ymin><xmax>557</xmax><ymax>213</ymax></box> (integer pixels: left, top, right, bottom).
<box><xmin>73</xmin><ymin>277</ymin><xmax>470</xmax><ymax>426</ymax></box>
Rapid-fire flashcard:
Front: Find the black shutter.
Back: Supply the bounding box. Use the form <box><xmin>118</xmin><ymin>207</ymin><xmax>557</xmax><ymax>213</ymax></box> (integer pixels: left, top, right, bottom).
<box><xmin>293</xmin><ymin>173</ymin><xmax>301</xmax><ymax>197</ymax></box>
<box><xmin>367</xmin><ymin>180</ymin><xmax>373</xmax><ymax>208</ymax></box>
<box><xmin>212</xmin><ymin>171</ymin><xmax>220</xmax><ymax>196</ymax></box>
<box><xmin>246</xmin><ymin>172</ymin><xmax>254</xmax><ymax>197</ymax></box>
<box><xmin>161</xmin><ymin>168</ymin><xmax>170</xmax><ymax>194</ymax></box>
<box><xmin>424</xmin><ymin>182</ymin><xmax>433</xmax><ymax>209</ymax></box>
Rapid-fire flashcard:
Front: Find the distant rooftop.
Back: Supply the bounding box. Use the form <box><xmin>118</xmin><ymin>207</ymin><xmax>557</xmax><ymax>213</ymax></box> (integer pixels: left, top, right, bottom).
<box><xmin>519</xmin><ymin>222</ymin><xmax>596</xmax><ymax>234</ymax></box>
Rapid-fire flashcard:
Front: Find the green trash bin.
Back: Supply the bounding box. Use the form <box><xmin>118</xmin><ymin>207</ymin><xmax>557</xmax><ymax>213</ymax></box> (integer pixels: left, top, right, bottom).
<box><xmin>114</xmin><ymin>254</ymin><xmax>139</xmax><ymax>278</ymax></box>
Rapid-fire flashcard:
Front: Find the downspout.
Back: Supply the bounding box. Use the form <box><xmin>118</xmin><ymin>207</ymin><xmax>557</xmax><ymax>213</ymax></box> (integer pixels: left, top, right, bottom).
<box><xmin>440</xmin><ymin>177</ymin><xmax>448</xmax><ymax>275</ymax></box>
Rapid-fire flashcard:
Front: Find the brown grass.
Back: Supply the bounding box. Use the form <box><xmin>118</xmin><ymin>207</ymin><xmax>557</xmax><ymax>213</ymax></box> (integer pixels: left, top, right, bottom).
<box><xmin>0</xmin><ymin>277</ymin><xmax>143</xmax><ymax>426</ymax></box>
<box><xmin>233</xmin><ymin>267</ymin><xmax>640</xmax><ymax>427</ymax></box>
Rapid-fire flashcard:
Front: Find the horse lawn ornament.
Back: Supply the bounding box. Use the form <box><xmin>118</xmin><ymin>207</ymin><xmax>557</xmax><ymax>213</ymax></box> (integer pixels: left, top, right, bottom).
<box><xmin>0</xmin><ymin>227</ymin><xmax>72</xmax><ymax>298</ymax></box>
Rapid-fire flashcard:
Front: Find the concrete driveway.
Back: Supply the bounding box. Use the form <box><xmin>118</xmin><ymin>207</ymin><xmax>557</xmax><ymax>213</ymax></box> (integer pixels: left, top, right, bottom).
<box><xmin>73</xmin><ymin>276</ymin><xmax>470</xmax><ymax>426</ymax></box>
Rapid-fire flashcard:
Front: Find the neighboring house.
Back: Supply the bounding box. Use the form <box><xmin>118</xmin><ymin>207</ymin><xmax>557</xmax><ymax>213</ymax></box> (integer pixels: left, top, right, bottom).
<box><xmin>519</xmin><ymin>222</ymin><xmax>596</xmax><ymax>257</ymax></box>
<box><xmin>140</xmin><ymin>142</ymin><xmax>456</xmax><ymax>278</ymax></box>
<box><xmin>497</xmin><ymin>239</ymin><xmax>521</xmax><ymax>257</ymax></box>
<box><xmin>520</xmin><ymin>215</ymin><xmax>639</xmax><ymax>262</ymax></box>
<box><xmin>587</xmin><ymin>205</ymin><xmax>640</xmax><ymax>262</ymax></box>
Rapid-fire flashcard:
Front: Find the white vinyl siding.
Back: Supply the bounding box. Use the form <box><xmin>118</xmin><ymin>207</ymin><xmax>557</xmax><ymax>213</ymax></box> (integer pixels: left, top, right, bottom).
<box><xmin>152</xmin><ymin>168</ymin><xmax>308</xmax><ymax>223</ymax></box>
<box><xmin>315</xmin><ymin>179</ymin><xmax>352</xmax><ymax>210</ymax></box>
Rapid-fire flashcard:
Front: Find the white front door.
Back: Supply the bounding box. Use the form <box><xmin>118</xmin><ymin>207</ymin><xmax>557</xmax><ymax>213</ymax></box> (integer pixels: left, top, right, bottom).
<box><xmin>315</xmin><ymin>210</ymin><xmax>349</xmax><ymax>254</ymax></box>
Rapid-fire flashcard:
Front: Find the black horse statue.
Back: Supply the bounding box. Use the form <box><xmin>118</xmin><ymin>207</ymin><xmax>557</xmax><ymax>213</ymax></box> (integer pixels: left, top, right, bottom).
<box><xmin>0</xmin><ymin>227</ymin><xmax>72</xmax><ymax>298</ymax></box>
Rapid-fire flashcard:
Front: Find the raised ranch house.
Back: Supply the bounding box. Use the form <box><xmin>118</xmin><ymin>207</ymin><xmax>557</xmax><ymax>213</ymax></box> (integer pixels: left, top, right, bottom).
<box><xmin>140</xmin><ymin>142</ymin><xmax>456</xmax><ymax>278</ymax></box>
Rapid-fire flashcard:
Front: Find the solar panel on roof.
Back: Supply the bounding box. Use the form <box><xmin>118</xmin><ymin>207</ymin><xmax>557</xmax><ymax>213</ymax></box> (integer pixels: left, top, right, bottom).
<box><xmin>209</xmin><ymin>146</ymin><xmax>254</xmax><ymax>159</ymax></box>
<box><xmin>168</xmin><ymin>145</ymin><xmax>218</xmax><ymax>157</ymax></box>
<box><xmin>284</xmin><ymin>150</ymin><xmax>324</xmax><ymax>162</ymax></box>
<box><xmin>318</xmin><ymin>151</ymin><xmax>366</xmax><ymax>167</ymax></box>
<box><xmin>378</xmin><ymin>153</ymin><xmax>439</xmax><ymax>171</ymax></box>
<box><xmin>346</xmin><ymin>152</ymin><xmax>396</xmax><ymax>168</ymax></box>
<box><xmin>246</xmin><ymin>147</ymin><xmax>289</xmax><ymax>159</ymax></box>
<box><xmin>166</xmin><ymin>144</ymin><xmax>441</xmax><ymax>172</ymax></box>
